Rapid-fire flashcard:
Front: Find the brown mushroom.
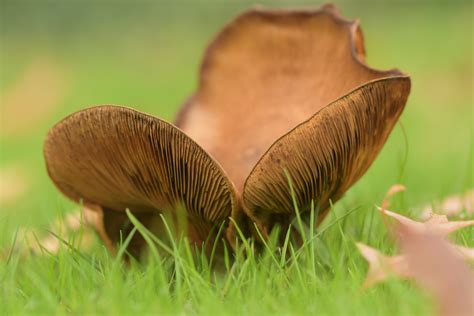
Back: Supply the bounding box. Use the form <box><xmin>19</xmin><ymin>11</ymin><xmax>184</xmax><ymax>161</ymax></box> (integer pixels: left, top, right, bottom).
<box><xmin>44</xmin><ymin>4</ymin><xmax>411</xmax><ymax>256</ymax></box>
<box><xmin>242</xmin><ymin>78</ymin><xmax>410</xmax><ymax>235</ymax></box>
<box><xmin>176</xmin><ymin>5</ymin><xmax>410</xmax><ymax>238</ymax></box>
<box><xmin>44</xmin><ymin>106</ymin><xmax>237</xmax><ymax>257</ymax></box>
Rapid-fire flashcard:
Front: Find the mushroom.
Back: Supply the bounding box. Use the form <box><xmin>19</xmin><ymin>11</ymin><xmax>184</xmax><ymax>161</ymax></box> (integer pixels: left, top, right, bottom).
<box><xmin>45</xmin><ymin>107</ymin><xmax>237</xmax><ymax>257</ymax></box>
<box><xmin>44</xmin><ymin>4</ymin><xmax>410</xmax><ymax>257</ymax></box>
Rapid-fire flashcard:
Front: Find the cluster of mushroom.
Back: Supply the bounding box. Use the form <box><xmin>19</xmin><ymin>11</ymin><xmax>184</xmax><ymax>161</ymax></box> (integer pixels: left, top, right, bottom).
<box><xmin>44</xmin><ymin>4</ymin><xmax>411</xmax><ymax>258</ymax></box>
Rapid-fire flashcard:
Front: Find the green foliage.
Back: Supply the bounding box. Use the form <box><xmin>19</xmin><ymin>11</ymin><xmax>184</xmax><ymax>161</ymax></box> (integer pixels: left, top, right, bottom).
<box><xmin>6</xmin><ymin>200</ymin><xmax>465</xmax><ymax>315</ymax></box>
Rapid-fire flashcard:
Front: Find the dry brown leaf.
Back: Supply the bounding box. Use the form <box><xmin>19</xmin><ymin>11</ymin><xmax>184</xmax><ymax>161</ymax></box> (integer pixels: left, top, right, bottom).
<box><xmin>379</xmin><ymin>207</ymin><xmax>474</xmax><ymax>237</ymax></box>
<box><xmin>453</xmin><ymin>245</ymin><xmax>474</xmax><ymax>262</ymax></box>
<box><xmin>356</xmin><ymin>242</ymin><xmax>411</xmax><ymax>287</ymax></box>
<box><xmin>378</xmin><ymin>184</ymin><xmax>407</xmax><ymax>236</ymax></box>
<box><xmin>380</xmin><ymin>184</ymin><xmax>406</xmax><ymax>212</ymax></box>
<box><xmin>357</xmin><ymin>241</ymin><xmax>474</xmax><ymax>289</ymax></box>
<box><xmin>358</xmin><ymin>187</ymin><xmax>474</xmax><ymax>291</ymax></box>
<box><xmin>0</xmin><ymin>58</ymin><xmax>67</xmax><ymax>137</ymax></box>
<box><xmin>398</xmin><ymin>221</ymin><xmax>474</xmax><ymax>316</ymax></box>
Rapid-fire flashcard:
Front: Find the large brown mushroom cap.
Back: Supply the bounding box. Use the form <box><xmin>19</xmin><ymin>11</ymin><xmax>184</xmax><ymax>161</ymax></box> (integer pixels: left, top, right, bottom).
<box><xmin>176</xmin><ymin>4</ymin><xmax>405</xmax><ymax>193</ymax></box>
<box><xmin>175</xmin><ymin>4</ymin><xmax>410</xmax><ymax>238</ymax></box>
<box><xmin>44</xmin><ymin>106</ymin><xmax>237</xmax><ymax>255</ymax></box>
<box><xmin>242</xmin><ymin>77</ymin><xmax>410</xmax><ymax>232</ymax></box>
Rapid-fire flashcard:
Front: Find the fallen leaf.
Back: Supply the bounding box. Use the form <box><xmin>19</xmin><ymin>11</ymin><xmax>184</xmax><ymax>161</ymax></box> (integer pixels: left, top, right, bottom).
<box><xmin>378</xmin><ymin>184</ymin><xmax>407</xmax><ymax>237</ymax></box>
<box><xmin>356</xmin><ymin>242</ymin><xmax>410</xmax><ymax>287</ymax></box>
<box><xmin>453</xmin><ymin>245</ymin><xmax>474</xmax><ymax>262</ymax></box>
<box><xmin>357</xmin><ymin>241</ymin><xmax>474</xmax><ymax>287</ymax></box>
<box><xmin>379</xmin><ymin>207</ymin><xmax>474</xmax><ymax>237</ymax></box>
<box><xmin>358</xmin><ymin>185</ymin><xmax>474</xmax><ymax>291</ymax></box>
<box><xmin>380</xmin><ymin>184</ymin><xmax>406</xmax><ymax>212</ymax></box>
<box><xmin>398</xmin><ymin>221</ymin><xmax>474</xmax><ymax>316</ymax></box>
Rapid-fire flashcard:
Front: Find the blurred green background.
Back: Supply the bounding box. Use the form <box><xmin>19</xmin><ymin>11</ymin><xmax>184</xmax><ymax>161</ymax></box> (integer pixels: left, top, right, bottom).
<box><xmin>0</xmin><ymin>0</ymin><xmax>472</xmax><ymax>245</ymax></box>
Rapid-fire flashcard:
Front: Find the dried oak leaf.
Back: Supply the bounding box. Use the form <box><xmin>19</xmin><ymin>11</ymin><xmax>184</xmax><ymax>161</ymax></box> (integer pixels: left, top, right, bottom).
<box><xmin>357</xmin><ymin>241</ymin><xmax>474</xmax><ymax>288</ymax></box>
<box><xmin>44</xmin><ymin>4</ymin><xmax>410</xmax><ymax>256</ymax></box>
<box><xmin>359</xmin><ymin>187</ymin><xmax>474</xmax><ymax>289</ymax></box>
<box><xmin>356</xmin><ymin>242</ymin><xmax>411</xmax><ymax>288</ymax></box>
<box><xmin>358</xmin><ymin>234</ymin><xmax>474</xmax><ymax>316</ymax></box>
<box><xmin>398</xmin><ymin>221</ymin><xmax>474</xmax><ymax>316</ymax></box>
<box><xmin>379</xmin><ymin>207</ymin><xmax>474</xmax><ymax>237</ymax></box>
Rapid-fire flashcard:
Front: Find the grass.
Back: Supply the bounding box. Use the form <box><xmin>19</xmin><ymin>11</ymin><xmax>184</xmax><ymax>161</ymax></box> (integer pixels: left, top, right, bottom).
<box><xmin>0</xmin><ymin>1</ymin><xmax>473</xmax><ymax>315</ymax></box>
<box><xmin>2</xmin><ymin>200</ymin><xmax>450</xmax><ymax>315</ymax></box>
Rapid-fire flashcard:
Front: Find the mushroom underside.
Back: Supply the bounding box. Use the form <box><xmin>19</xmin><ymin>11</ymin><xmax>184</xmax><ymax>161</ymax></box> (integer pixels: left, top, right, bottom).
<box><xmin>44</xmin><ymin>106</ymin><xmax>236</xmax><ymax>257</ymax></box>
<box><xmin>242</xmin><ymin>77</ymin><xmax>410</xmax><ymax>236</ymax></box>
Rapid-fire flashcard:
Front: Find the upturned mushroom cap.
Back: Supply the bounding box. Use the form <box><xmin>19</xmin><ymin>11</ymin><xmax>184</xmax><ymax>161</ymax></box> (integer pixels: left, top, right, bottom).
<box><xmin>176</xmin><ymin>4</ymin><xmax>405</xmax><ymax>193</ymax></box>
<box><xmin>175</xmin><ymin>4</ymin><xmax>410</xmax><ymax>236</ymax></box>
<box><xmin>242</xmin><ymin>78</ymin><xmax>410</xmax><ymax>233</ymax></box>
<box><xmin>44</xmin><ymin>106</ymin><xmax>237</xmax><ymax>255</ymax></box>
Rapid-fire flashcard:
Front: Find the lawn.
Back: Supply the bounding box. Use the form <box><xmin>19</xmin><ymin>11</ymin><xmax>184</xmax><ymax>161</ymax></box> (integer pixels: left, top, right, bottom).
<box><xmin>1</xmin><ymin>1</ymin><xmax>473</xmax><ymax>315</ymax></box>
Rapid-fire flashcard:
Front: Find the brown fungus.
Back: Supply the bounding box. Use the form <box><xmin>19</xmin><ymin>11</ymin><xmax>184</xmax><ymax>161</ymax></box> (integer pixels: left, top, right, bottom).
<box><xmin>242</xmin><ymin>78</ymin><xmax>410</xmax><ymax>236</ymax></box>
<box><xmin>176</xmin><ymin>4</ymin><xmax>410</xmax><ymax>239</ymax></box>
<box><xmin>44</xmin><ymin>106</ymin><xmax>237</xmax><ymax>256</ymax></box>
<box><xmin>44</xmin><ymin>4</ymin><xmax>411</xmax><ymax>257</ymax></box>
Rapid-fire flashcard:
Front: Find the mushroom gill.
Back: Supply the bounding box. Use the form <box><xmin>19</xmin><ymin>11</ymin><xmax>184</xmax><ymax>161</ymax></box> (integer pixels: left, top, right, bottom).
<box><xmin>44</xmin><ymin>106</ymin><xmax>237</xmax><ymax>256</ymax></box>
<box><xmin>242</xmin><ymin>78</ymin><xmax>410</xmax><ymax>234</ymax></box>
